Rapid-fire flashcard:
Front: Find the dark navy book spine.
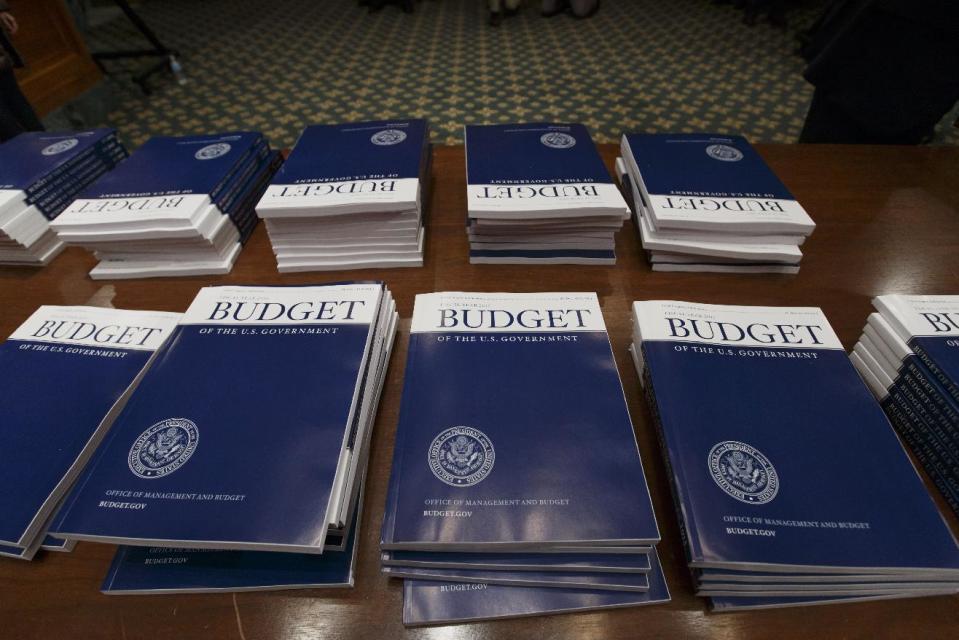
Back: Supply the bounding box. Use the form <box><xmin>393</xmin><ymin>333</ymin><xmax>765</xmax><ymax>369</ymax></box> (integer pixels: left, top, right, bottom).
<box><xmin>912</xmin><ymin>339</ymin><xmax>959</xmax><ymax>406</ymax></box>
<box><xmin>880</xmin><ymin>395</ymin><xmax>959</xmax><ymax>515</ymax></box>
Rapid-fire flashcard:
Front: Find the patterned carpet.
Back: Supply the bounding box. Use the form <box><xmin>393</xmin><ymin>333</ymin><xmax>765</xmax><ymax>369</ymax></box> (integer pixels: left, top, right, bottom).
<box><xmin>70</xmin><ymin>0</ymin><xmax>883</xmax><ymax>149</ymax></box>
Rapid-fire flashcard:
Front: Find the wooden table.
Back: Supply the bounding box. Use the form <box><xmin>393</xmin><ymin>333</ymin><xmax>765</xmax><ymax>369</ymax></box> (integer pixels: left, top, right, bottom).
<box><xmin>1</xmin><ymin>144</ymin><xmax>958</xmax><ymax>639</ymax></box>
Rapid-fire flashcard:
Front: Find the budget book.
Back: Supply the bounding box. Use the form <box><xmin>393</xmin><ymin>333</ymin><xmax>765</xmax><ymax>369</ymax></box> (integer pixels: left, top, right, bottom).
<box><xmin>0</xmin><ymin>306</ymin><xmax>180</xmax><ymax>556</ymax></box>
<box><xmin>52</xmin><ymin>283</ymin><xmax>397</xmax><ymax>553</ymax></box>
<box><xmin>464</xmin><ymin>123</ymin><xmax>629</xmax><ymax>264</ymax></box>
<box><xmin>381</xmin><ymin>291</ymin><xmax>659</xmax><ymax>551</ymax></box>
<box><xmin>256</xmin><ymin>119</ymin><xmax>430</xmax><ymax>272</ymax></box>
<box><xmin>631</xmin><ymin>300</ymin><xmax>959</xmax><ymax>607</ymax></box>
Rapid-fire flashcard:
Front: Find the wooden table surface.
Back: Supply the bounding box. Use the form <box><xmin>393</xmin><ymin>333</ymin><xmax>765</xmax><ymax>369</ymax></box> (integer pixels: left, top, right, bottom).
<box><xmin>1</xmin><ymin>144</ymin><xmax>958</xmax><ymax>639</ymax></box>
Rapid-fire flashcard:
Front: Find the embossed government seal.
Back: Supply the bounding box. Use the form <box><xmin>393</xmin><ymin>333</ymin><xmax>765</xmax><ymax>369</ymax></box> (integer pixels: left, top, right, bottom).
<box><xmin>428</xmin><ymin>426</ymin><xmax>495</xmax><ymax>487</ymax></box>
<box><xmin>371</xmin><ymin>129</ymin><xmax>407</xmax><ymax>146</ymax></box>
<box><xmin>705</xmin><ymin>144</ymin><xmax>744</xmax><ymax>162</ymax></box>
<box><xmin>128</xmin><ymin>418</ymin><xmax>199</xmax><ymax>479</ymax></box>
<box><xmin>41</xmin><ymin>138</ymin><xmax>79</xmax><ymax>156</ymax></box>
<box><xmin>194</xmin><ymin>143</ymin><xmax>232</xmax><ymax>160</ymax></box>
<box><xmin>540</xmin><ymin>131</ymin><xmax>576</xmax><ymax>149</ymax></box>
<box><xmin>707</xmin><ymin>440</ymin><xmax>779</xmax><ymax>504</ymax></box>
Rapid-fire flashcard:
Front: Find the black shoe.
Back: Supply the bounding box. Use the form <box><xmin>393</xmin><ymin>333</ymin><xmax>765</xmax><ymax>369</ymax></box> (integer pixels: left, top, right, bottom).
<box><xmin>504</xmin><ymin>7</ymin><xmax>519</xmax><ymax>17</ymax></box>
<box><xmin>490</xmin><ymin>10</ymin><xmax>503</xmax><ymax>26</ymax></box>
<box><xmin>573</xmin><ymin>0</ymin><xmax>600</xmax><ymax>19</ymax></box>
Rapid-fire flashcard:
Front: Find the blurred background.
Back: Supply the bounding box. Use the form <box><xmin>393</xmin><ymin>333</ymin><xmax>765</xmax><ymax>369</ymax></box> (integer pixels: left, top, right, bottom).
<box><xmin>5</xmin><ymin>0</ymin><xmax>958</xmax><ymax>148</ymax></box>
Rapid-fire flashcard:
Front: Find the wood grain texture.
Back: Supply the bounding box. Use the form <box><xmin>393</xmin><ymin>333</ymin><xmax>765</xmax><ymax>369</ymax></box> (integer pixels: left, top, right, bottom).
<box><xmin>0</xmin><ymin>144</ymin><xmax>957</xmax><ymax>638</ymax></box>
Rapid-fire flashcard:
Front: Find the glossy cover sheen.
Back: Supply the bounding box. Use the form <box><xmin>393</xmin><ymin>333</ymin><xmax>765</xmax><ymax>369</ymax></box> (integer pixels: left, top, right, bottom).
<box><xmin>383</xmin><ymin>292</ymin><xmax>658</xmax><ymax>548</ymax></box>
<box><xmin>101</xmin><ymin>492</ymin><xmax>362</xmax><ymax>593</ymax></box>
<box><xmin>465</xmin><ymin>123</ymin><xmax>612</xmax><ymax>184</ymax></box>
<box><xmin>402</xmin><ymin>550</ymin><xmax>669</xmax><ymax>625</ymax></box>
<box><xmin>53</xmin><ymin>285</ymin><xmax>379</xmax><ymax>549</ymax></box>
<box><xmin>271</xmin><ymin>119</ymin><xmax>427</xmax><ymax>184</ymax></box>
<box><xmin>386</xmin><ymin>565</ymin><xmax>651</xmax><ymax>590</ymax></box>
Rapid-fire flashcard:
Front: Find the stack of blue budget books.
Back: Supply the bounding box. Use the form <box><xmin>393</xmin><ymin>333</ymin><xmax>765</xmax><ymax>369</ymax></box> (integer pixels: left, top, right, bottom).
<box><xmin>51</xmin><ymin>133</ymin><xmax>280</xmax><ymax>279</ymax></box>
<box><xmin>616</xmin><ymin>134</ymin><xmax>814</xmax><ymax>274</ymax></box>
<box><xmin>381</xmin><ymin>291</ymin><xmax>670</xmax><ymax>626</ymax></box>
<box><xmin>50</xmin><ymin>283</ymin><xmax>399</xmax><ymax>593</ymax></box>
<box><xmin>464</xmin><ymin>123</ymin><xmax>630</xmax><ymax>265</ymax></box>
<box><xmin>850</xmin><ymin>294</ymin><xmax>959</xmax><ymax>520</ymax></box>
<box><xmin>0</xmin><ymin>305</ymin><xmax>181</xmax><ymax>561</ymax></box>
<box><xmin>630</xmin><ymin>300</ymin><xmax>959</xmax><ymax>611</ymax></box>
<box><xmin>0</xmin><ymin>130</ymin><xmax>126</xmax><ymax>266</ymax></box>
<box><xmin>256</xmin><ymin>120</ymin><xmax>430</xmax><ymax>272</ymax></box>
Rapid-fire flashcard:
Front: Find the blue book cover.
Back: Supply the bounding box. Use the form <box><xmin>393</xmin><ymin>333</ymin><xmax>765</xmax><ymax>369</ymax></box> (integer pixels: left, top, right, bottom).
<box><xmin>52</xmin><ymin>284</ymin><xmax>384</xmax><ymax>553</ymax></box>
<box><xmin>634</xmin><ymin>300</ymin><xmax>959</xmax><ymax>574</ymax></box>
<box><xmin>257</xmin><ymin>119</ymin><xmax>428</xmax><ymax>216</ymax></box>
<box><xmin>874</xmin><ymin>295</ymin><xmax>959</xmax><ymax>404</ymax></box>
<box><xmin>23</xmin><ymin>139</ymin><xmax>124</xmax><ymax>199</ymax></box>
<box><xmin>381</xmin><ymin>292</ymin><xmax>659</xmax><ymax>551</ymax></box>
<box><xmin>383</xmin><ymin>550</ymin><xmax>651</xmax><ymax>573</ymax></box>
<box><xmin>0</xmin><ymin>131</ymin><xmax>124</xmax><ymax>221</ymax></box>
<box><xmin>464</xmin><ymin>123</ymin><xmax>627</xmax><ymax>219</ymax></box>
<box><xmin>101</xmin><ymin>485</ymin><xmax>364</xmax><ymax>593</ymax></box>
<box><xmin>23</xmin><ymin>142</ymin><xmax>124</xmax><ymax>205</ymax></box>
<box><xmin>0</xmin><ymin>306</ymin><xmax>180</xmax><ymax>549</ymax></box>
<box><xmin>621</xmin><ymin>133</ymin><xmax>814</xmax><ymax>234</ymax></box>
<box><xmin>384</xmin><ymin>565</ymin><xmax>650</xmax><ymax>592</ymax></box>
<box><xmin>54</xmin><ymin>133</ymin><xmax>263</xmax><ymax>228</ymax></box>
<box><xmin>0</xmin><ymin>130</ymin><xmax>118</xmax><ymax>191</ymax></box>
<box><xmin>402</xmin><ymin>549</ymin><xmax>670</xmax><ymax>626</ymax></box>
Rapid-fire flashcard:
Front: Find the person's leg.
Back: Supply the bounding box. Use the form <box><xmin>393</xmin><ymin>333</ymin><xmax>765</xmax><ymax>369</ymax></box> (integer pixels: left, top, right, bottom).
<box><xmin>799</xmin><ymin>89</ymin><xmax>865</xmax><ymax>143</ymax></box>
<box><xmin>0</xmin><ymin>67</ymin><xmax>34</xmax><ymax>141</ymax></box>
<box><xmin>569</xmin><ymin>0</ymin><xmax>599</xmax><ymax>18</ymax></box>
<box><xmin>0</xmin><ymin>100</ymin><xmax>25</xmax><ymax>142</ymax></box>
<box><xmin>0</xmin><ymin>66</ymin><xmax>42</xmax><ymax>133</ymax></box>
<box><xmin>505</xmin><ymin>0</ymin><xmax>521</xmax><ymax>14</ymax></box>
<box><xmin>489</xmin><ymin>0</ymin><xmax>503</xmax><ymax>25</ymax></box>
